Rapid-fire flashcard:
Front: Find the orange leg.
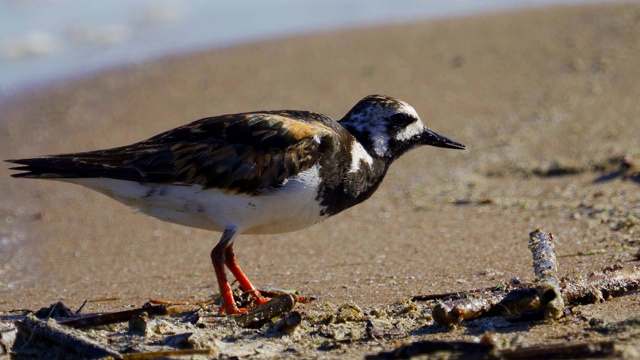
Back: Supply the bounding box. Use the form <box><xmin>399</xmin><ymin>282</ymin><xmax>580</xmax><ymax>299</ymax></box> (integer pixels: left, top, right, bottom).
<box><xmin>224</xmin><ymin>245</ymin><xmax>270</xmax><ymax>306</ymax></box>
<box><xmin>210</xmin><ymin>229</ymin><xmax>269</xmax><ymax>315</ymax></box>
<box><xmin>211</xmin><ymin>234</ymin><xmax>239</xmax><ymax>315</ymax></box>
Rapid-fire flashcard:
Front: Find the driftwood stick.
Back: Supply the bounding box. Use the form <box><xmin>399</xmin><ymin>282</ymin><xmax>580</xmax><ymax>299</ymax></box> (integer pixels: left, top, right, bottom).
<box><xmin>424</xmin><ymin>227</ymin><xmax>638</xmax><ymax>328</ymax></box>
<box><xmin>528</xmin><ymin>229</ymin><xmax>564</xmax><ymax>319</ymax></box>
<box><xmin>562</xmin><ymin>268</ymin><xmax>640</xmax><ymax>304</ymax></box>
<box><xmin>14</xmin><ymin>314</ymin><xmax>121</xmax><ymax>359</ymax></box>
<box><xmin>432</xmin><ymin>293</ymin><xmax>502</xmax><ymax>327</ymax></box>
<box><xmin>432</xmin><ymin>288</ymin><xmax>539</xmax><ymax>327</ymax></box>
<box><xmin>58</xmin><ymin>304</ymin><xmax>170</xmax><ymax>329</ymax></box>
<box><xmin>430</xmin><ymin>265</ymin><xmax>639</xmax><ymax>327</ymax></box>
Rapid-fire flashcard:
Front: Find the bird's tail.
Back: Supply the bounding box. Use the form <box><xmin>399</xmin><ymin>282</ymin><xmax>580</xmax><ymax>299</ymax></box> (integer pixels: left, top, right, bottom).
<box><xmin>6</xmin><ymin>157</ymin><xmax>113</xmax><ymax>179</ymax></box>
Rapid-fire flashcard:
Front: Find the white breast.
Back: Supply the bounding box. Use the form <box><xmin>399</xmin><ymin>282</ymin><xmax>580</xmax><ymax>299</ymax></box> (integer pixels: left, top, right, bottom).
<box><xmin>64</xmin><ymin>165</ymin><xmax>328</xmax><ymax>235</ymax></box>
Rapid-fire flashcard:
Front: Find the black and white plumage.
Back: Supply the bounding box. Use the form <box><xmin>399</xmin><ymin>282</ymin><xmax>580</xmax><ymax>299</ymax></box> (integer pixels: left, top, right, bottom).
<box><xmin>7</xmin><ymin>95</ymin><xmax>465</xmax><ymax>314</ymax></box>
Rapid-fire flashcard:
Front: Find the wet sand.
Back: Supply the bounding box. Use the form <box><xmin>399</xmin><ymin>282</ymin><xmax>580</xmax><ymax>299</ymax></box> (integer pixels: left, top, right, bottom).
<box><xmin>1</xmin><ymin>3</ymin><xmax>639</xmax><ymax>357</ymax></box>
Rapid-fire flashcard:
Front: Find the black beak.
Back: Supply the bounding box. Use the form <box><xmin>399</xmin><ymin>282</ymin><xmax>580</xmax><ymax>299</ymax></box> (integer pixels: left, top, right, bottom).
<box><xmin>420</xmin><ymin>128</ymin><xmax>466</xmax><ymax>150</ymax></box>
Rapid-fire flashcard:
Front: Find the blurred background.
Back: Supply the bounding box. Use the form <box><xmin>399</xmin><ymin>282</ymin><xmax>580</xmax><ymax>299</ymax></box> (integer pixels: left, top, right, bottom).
<box><xmin>0</xmin><ymin>0</ymin><xmax>607</xmax><ymax>97</ymax></box>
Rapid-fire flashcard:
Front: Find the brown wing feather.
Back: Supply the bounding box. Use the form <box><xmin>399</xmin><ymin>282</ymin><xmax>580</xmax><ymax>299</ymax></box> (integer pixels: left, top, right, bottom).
<box><xmin>7</xmin><ymin>111</ymin><xmax>341</xmax><ymax>194</ymax></box>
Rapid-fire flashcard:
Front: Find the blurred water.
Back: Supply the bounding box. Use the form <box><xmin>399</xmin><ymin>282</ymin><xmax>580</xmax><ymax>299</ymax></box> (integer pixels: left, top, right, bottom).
<box><xmin>0</xmin><ymin>0</ymin><xmax>609</xmax><ymax>96</ymax></box>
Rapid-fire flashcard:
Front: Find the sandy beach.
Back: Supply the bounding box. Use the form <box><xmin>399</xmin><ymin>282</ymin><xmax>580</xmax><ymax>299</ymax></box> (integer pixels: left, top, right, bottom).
<box><xmin>1</xmin><ymin>3</ymin><xmax>639</xmax><ymax>357</ymax></box>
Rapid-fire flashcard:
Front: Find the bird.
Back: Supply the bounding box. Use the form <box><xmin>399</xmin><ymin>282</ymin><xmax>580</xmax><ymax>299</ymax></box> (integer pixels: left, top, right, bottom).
<box><xmin>6</xmin><ymin>95</ymin><xmax>465</xmax><ymax>315</ymax></box>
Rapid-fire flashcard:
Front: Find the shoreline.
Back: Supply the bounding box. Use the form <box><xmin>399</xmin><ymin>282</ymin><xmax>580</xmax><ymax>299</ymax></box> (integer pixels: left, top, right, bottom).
<box><xmin>1</xmin><ymin>2</ymin><xmax>617</xmax><ymax>102</ymax></box>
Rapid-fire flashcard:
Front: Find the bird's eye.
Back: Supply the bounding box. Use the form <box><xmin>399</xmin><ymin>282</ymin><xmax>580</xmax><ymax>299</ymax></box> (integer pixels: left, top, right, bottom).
<box><xmin>389</xmin><ymin>113</ymin><xmax>410</xmax><ymax>126</ymax></box>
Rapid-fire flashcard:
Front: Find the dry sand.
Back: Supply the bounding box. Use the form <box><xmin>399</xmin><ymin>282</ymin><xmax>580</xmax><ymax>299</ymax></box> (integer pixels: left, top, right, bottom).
<box><xmin>1</xmin><ymin>3</ymin><xmax>639</xmax><ymax>358</ymax></box>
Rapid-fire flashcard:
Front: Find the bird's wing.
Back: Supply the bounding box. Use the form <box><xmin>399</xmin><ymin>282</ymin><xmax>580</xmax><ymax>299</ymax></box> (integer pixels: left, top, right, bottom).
<box><xmin>7</xmin><ymin>111</ymin><xmax>340</xmax><ymax>194</ymax></box>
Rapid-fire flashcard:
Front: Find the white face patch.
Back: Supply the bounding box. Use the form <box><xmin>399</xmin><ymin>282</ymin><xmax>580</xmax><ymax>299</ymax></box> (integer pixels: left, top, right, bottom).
<box><xmin>394</xmin><ymin>119</ymin><xmax>425</xmax><ymax>141</ymax></box>
<box><xmin>393</xmin><ymin>101</ymin><xmax>424</xmax><ymax>142</ymax></box>
<box><xmin>348</xmin><ymin>141</ymin><xmax>374</xmax><ymax>173</ymax></box>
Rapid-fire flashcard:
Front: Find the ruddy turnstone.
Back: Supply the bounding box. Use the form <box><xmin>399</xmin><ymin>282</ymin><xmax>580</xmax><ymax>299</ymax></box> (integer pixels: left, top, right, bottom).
<box><xmin>7</xmin><ymin>95</ymin><xmax>465</xmax><ymax>314</ymax></box>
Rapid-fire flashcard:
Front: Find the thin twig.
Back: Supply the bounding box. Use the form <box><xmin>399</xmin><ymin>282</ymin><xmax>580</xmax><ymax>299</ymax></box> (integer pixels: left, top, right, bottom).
<box><xmin>87</xmin><ymin>297</ymin><xmax>122</xmax><ymax>303</ymax></box>
<box><xmin>412</xmin><ymin>283</ymin><xmax>530</xmax><ymax>302</ymax></box>
<box><xmin>58</xmin><ymin>304</ymin><xmax>170</xmax><ymax>329</ymax></box>
<box><xmin>121</xmin><ymin>349</ymin><xmax>215</xmax><ymax>359</ymax></box>
<box><xmin>75</xmin><ymin>300</ymin><xmax>88</xmax><ymax>315</ymax></box>
<box><xmin>149</xmin><ymin>296</ymin><xmax>218</xmax><ymax>307</ymax></box>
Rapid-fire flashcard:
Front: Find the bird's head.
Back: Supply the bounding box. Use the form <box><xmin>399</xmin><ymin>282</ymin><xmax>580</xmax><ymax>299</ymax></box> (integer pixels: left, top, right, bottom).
<box><xmin>340</xmin><ymin>95</ymin><xmax>465</xmax><ymax>160</ymax></box>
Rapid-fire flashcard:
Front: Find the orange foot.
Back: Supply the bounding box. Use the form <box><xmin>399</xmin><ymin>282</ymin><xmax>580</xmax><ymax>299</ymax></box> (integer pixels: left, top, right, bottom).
<box><xmin>218</xmin><ymin>289</ymin><xmax>272</xmax><ymax>315</ymax></box>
